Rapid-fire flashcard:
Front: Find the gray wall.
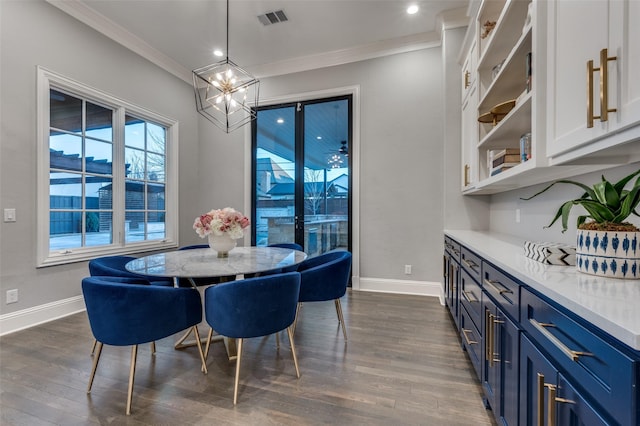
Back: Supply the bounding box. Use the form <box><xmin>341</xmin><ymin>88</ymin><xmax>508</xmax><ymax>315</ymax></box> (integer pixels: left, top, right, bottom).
<box><xmin>0</xmin><ymin>0</ymin><xmax>199</xmax><ymax>315</ymax></box>
<box><xmin>489</xmin><ymin>162</ymin><xmax>640</xmax><ymax>245</ymax></box>
<box><xmin>195</xmin><ymin>48</ymin><xmax>448</xmax><ymax>283</ymax></box>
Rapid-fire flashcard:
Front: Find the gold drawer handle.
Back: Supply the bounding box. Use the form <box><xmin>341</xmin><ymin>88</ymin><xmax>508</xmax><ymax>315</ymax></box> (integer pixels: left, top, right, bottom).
<box><xmin>462</xmin><ymin>290</ymin><xmax>477</xmax><ymax>303</ymax></box>
<box><xmin>530</xmin><ymin>319</ymin><xmax>593</xmax><ymax>361</ymax></box>
<box><xmin>587</xmin><ymin>48</ymin><xmax>617</xmax><ymax>128</ymax></box>
<box><xmin>464</xmin><ymin>70</ymin><xmax>471</xmax><ymax>88</ymax></box>
<box><xmin>462</xmin><ymin>259</ymin><xmax>479</xmax><ymax>271</ymax></box>
<box><xmin>484</xmin><ymin>278</ymin><xmax>513</xmax><ymax>294</ymax></box>
<box><xmin>461</xmin><ymin>328</ymin><xmax>477</xmax><ymax>345</ymax></box>
<box><xmin>537</xmin><ymin>373</ymin><xmax>575</xmax><ymax>426</ymax></box>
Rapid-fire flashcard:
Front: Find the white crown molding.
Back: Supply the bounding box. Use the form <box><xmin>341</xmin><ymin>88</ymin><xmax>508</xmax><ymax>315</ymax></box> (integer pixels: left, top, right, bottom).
<box><xmin>46</xmin><ymin>0</ymin><xmax>193</xmax><ymax>84</ymax></box>
<box><xmin>247</xmin><ymin>31</ymin><xmax>442</xmax><ymax>78</ymax></box>
<box><xmin>47</xmin><ymin>0</ymin><xmax>470</xmax><ymax>82</ymax></box>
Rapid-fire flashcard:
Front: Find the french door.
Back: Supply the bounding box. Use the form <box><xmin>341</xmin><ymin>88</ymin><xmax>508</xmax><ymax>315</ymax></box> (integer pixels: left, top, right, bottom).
<box><xmin>251</xmin><ymin>95</ymin><xmax>352</xmax><ymax>255</ymax></box>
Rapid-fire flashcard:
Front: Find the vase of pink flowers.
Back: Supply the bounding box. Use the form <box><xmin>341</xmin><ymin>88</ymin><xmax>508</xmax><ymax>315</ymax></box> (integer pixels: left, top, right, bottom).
<box><xmin>193</xmin><ymin>207</ymin><xmax>250</xmax><ymax>258</ymax></box>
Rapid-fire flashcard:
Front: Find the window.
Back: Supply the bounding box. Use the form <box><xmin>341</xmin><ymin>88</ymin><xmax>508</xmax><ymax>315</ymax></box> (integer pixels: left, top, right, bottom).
<box><xmin>37</xmin><ymin>68</ymin><xmax>178</xmax><ymax>267</ymax></box>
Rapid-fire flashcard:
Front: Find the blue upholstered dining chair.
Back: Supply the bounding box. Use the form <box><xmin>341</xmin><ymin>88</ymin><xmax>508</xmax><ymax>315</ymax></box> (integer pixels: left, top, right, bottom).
<box><xmin>88</xmin><ymin>255</ymin><xmax>174</xmax><ymax>286</ymax></box>
<box><xmin>295</xmin><ymin>250</ymin><xmax>352</xmax><ymax>340</ymax></box>
<box><xmin>82</xmin><ymin>276</ymin><xmax>207</xmax><ymax>415</ymax></box>
<box><xmin>203</xmin><ymin>272</ymin><xmax>301</xmax><ymax>405</ymax></box>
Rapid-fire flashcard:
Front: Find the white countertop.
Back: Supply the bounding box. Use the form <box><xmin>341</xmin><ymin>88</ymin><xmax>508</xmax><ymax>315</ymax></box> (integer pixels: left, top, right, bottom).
<box><xmin>445</xmin><ymin>230</ymin><xmax>640</xmax><ymax>352</ymax></box>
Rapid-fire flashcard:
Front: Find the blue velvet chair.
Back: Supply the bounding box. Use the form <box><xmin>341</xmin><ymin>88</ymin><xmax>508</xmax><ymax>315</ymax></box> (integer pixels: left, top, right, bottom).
<box><xmin>203</xmin><ymin>272</ymin><xmax>301</xmax><ymax>404</ymax></box>
<box><xmin>88</xmin><ymin>255</ymin><xmax>174</xmax><ymax>286</ymax></box>
<box><xmin>82</xmin><ymin>276</ymin><xmax>207</xmax><ymax>415</ymax></box>
<box><xmin>177</xmin><ymin>244</ymin><xmax>236</xmax><ymax>287</ymax></box>
<box><xmin>296</xmin><ymin>250</ymin><xmax>352</xmax><ymax>340</ymax></box>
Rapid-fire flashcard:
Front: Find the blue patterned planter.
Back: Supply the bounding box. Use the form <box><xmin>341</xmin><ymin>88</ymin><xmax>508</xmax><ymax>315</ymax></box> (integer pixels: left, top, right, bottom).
<box><xmin>576</xmin><ymin>229</ymin><xmax>639</xmax><ymax>279</ymax></box>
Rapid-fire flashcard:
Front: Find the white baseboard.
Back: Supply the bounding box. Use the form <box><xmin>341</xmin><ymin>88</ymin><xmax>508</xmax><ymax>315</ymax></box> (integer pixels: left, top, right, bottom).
<box><xmin>0</xmin><ymin>296</ymin><xmax>86</xmax><ymax>336</ymax></box>
<box><xmin>357</xmin><ymin>277</ymin><xmax>445</xmax><ymax>304</ymax></box>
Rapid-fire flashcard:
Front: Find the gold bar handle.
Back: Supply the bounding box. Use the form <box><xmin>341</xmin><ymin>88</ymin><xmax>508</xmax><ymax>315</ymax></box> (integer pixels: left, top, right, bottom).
<box><xmin>462</xmin><ymin>328</ymin><xmax>477</xmax><ymax>345</ymax></box>
<box><xmin>462</xmin><ymin>290</ymin><xmax>477</xmax><ymax>303</ymax></box>
<box><xmin>488</xmin><ymin>312</ymin><xmax>495</xmax><ymax>367</ymax></box>
<box><xmin>462</xmin><ymin>258</ymin><xmax>479</xmax><ymax>271</ymax></box>
<box><xmin>485</xmin><ymin>309</ymin><xmax>492</xmax><ymax>362</ymax></box>
<box><xmin>547</xmin><ymin>384</ymin><xmax>556</xmax><ymax>426</ymax></box>
<box><xmin>452</xmin><ymin>264</ymin><xmax>458</xmax><ymax>292</ymax></box>
<box><xmin>464</xmin><ymin>164</ymin><xmax>470</xmax><ymax>187</ymax></box>
<box><xmin>464</xmin><ymin>71</ymin><xmax>471</xmax><ymax>89</ymax></box>
<box><xmin>530</xmin><ymin>319</ymin><xmax>593</xmax><ymax>361</ymax></box>
<box><xmin>587</xmin><ymin>59</ymin><xmax>597</xmax><ymax>128</ymax></box>
<box><xmin>599</xmin><ymin>48</ymin><xmax>617</xmax><ymax>122</ymax></box>
<box><xmin>537</xmin><ymin>373</ymin><xmax>545</xmax><ymax>426</ymax></box>
<box><xmin>484</xmin><ymin>278</ymin><xmax>513</xmax><ymax>294</ymax></box>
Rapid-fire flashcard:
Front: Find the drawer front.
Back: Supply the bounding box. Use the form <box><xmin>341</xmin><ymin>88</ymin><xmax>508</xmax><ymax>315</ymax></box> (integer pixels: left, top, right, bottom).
<box><xmin>460</xmin><ymin>268</ymin><xmax>482</xmax><ymax>330</ymax></box>
<box><xmin>460</xmin><ymin>304</ymin><xmax>482</xmax><ymax>380</ymax></box>
<box><xmin>460</xmin><ymin>246</ymin><xmax>481</xmax><ymax>283</ymax></box>
<box><xmin>521</xmin><ymin>287</ymin><xmax>636</xmax><ymax>426</ymax></box>
<box><xmin>482</xmin><ymin>261</ymin><xmax>520</xmax><ymax>322</ymax></box>
<box><xmin>444</xmin><ymin>236</ymin><xmax>461</xmax><ymax>261</ymax></box>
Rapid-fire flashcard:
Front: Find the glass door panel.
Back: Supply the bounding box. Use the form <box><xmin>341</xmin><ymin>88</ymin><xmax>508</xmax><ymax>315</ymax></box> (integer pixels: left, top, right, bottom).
<box><xmin>254</xmin><ymin>106</ymin><xmax>296</xmax><ymax>246</ymax></box>
<box><xmin>252</xmin><ymin>95</ymin><xmax>351</xmax><ymax>255</ymax></box>
<box><xmin>302</xmin><ymin>99</ymin><xmax>349</xmax><ymax>255</ymax></box>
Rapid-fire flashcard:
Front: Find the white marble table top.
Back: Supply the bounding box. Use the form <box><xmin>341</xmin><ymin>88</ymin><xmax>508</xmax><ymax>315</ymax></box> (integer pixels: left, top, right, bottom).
<box><xmin>126</xmin><ymin>247</ymin><xmax>307</xmax><ymax>278</ymax></box>
<box><xmin>445</xmin><ymin>230</ymin><xmax>640</xmax><ymax>351</ymax></box>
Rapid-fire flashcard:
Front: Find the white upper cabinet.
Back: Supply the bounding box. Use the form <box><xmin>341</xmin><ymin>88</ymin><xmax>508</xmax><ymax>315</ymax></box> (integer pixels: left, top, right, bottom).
<box><xmin>546</xmin><ymin>0</ymin><xmax>640</xmax><ymax>164</ymax></box>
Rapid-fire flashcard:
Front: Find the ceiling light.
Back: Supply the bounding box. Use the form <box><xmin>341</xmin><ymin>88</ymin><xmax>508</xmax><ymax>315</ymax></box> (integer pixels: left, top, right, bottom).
<box><xmin>192</xmin><ymin>0</ymin><xmax>260</xmax><ymax>133</ymax></box>
<box><xmin>277</xmin><ymin>118</ymin><xmax>284</xmax><ymax>124</ymax></box>
<box><xmin>407</xmin><ymin>4</ymin><xmax>419</xmax><ymax>14</ymax></box>
<box><xmin>213</xmin><ymin>49</ymin><xmax>224</xmax><ymax>57</ymax></box>
<box><xmin>317</xmin><ymin>136</ymin><xmax>322</xmax><ymax>140</ymax></box>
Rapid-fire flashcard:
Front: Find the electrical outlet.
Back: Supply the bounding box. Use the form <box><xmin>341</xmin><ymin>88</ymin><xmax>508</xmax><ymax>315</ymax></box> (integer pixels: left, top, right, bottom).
<box><xmin>404</xmin><ymin>264</ymin><xmax>412</xmax><ymax>275</ymax></box>
<box><xmin>4</xmin><ymin>208</ymin><xmax>16</xmax><ymax>222</ymax></box>
<box><xmin>6</xmin><ymin>289</ymin><xmax>18</xmax><ymax>304</ymax></box>
<box><xmin>515</xmin><ymin>208</ymin><xmax>521</xmax><ymax>223</ymax></box>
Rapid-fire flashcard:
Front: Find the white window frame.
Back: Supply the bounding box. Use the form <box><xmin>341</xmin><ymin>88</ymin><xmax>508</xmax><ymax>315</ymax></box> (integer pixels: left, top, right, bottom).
<box><xmin>36</xmin><ymin>67</ymin><xmax>179</xmax><ymax>267</ymax></box>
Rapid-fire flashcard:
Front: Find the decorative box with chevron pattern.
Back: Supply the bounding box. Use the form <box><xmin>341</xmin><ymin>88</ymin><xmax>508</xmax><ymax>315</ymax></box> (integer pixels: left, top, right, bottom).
<box><xmin>523</xmin><ymin>241</ymin><xmax>576</xmax><ymax>266</ymax></box>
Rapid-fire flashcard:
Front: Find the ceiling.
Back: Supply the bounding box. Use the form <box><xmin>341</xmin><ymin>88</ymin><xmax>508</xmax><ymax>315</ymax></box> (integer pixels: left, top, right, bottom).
<box><xmin>50</xmin><ymin>0</ymin><xmax>470</xmax><ymax>81</ymax></box>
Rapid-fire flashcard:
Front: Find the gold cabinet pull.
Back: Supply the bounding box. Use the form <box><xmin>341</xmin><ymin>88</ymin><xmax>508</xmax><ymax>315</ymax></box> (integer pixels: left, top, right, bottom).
<box><xmin>599</xmin><ymin>48</ymin><xmax>617</xmax><ymax>123</ymax></box>
<box><xmin>462</xmin><ymin>328</ymin><xmax>477</xmax><ymax>345</ymax></box>
<box><xmin>485</xmin><ymin>309</ymin><xmax>492</xmax><ymax>363</ymax></box>
<box><xmin>488</xmin><ymin>312</ymin><xmax>495</xmax><ymax>367</ymax></box>
<box><xmin>464</xmin><ymin>70</ymin><xmax>471</xmax><ymax>88</ymax></box>
<box><xmin>547</xmin><ymin>383</ymin><xmax>575</xmax><ymax>426</ymax></box>
<box><xmin>530</xmin><ymin>319</ymin><xmax>593</xmax><ymax>361</ymax></box>
<box><xmin>462</xmin><ymin>290</ymin><xmax>477</xmax><ymax>303</ymax></box>
<box><xmin>462</xmin><ymin>258</ymin><xmax>479</xmax><ymax>271</ymax></box>
<box><xmin>484</xmin><ymin>278</ymin><xmax>512</xmax><ymax>294</ymax></box>
<box><xmin>587</xmin><ymin>48</ymin><xmax>617</xmax><ymax>128</ymax></box>
<box><xmin>537</xmin><ymin>373</ymin><xmax>545</xmax><ymax>426</ymax></box>
<box><xmin>464</xmin><ymin>164</ymin><xmax>470</xmax><ymax>187</ymax></box>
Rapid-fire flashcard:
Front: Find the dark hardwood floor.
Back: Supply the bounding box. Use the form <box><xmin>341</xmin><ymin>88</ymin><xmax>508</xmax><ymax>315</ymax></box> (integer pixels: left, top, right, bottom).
<box><xmin>1</xmin><ymin>290</ymin><xmax>496</xmax><ymax>425</ymax></box>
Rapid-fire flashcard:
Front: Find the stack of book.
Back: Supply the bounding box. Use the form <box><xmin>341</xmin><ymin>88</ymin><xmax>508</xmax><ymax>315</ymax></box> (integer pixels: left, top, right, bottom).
<box><xmin>488</xmin><ymin>148</ymin><xmax>520</xmax><ymax>176</ymax></box>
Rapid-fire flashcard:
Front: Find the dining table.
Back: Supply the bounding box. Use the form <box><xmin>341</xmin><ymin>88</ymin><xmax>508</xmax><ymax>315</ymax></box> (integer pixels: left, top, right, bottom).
<box><xmin>125</xmin><ymin>246</ymin><xmax>308</xmax><ymax>359</ymax></box>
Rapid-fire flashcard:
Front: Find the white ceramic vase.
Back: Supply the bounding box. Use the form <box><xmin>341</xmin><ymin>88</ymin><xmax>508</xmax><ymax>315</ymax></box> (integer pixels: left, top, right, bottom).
<box><xmin>576</xmin><ymin>229</ymin><xmax>639</xmax><ymax>279</ymax></box>
<box><xmin>208</xmin><ymin>233</ymin><xmax>237</xmax><ymax>258</ymax></box>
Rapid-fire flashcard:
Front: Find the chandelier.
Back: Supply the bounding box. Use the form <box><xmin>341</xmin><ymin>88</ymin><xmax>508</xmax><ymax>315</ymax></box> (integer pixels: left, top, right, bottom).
<box><xmin>192</xmin><ymin>0</ymin><xmax>259</xmax><ymax>133</ymax></box>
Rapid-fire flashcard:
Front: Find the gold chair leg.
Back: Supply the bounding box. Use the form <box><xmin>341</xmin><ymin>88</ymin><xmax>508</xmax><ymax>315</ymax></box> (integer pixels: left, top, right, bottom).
<box><xmin>126</xmin><ymin>345</ymin><xmax>138</xmax><ymax>415</ymax></box>
<box><xmin>192</xmin><ymin>326</ymin><xmax>207</xmax><ymax>374</ymax></box>
<box><xmin>205</xmin><ymin>328</ymin><xmax>214</xmax><ymax>360</ymax></box>
<box><xmin>90</xmin><ymin>339</ymin><xmax>97</xmax><ymax>356</ymax></box>
<box><xmin>151</xmin><ymin>341</ymin><xmax>156</xmax><ymax>354</ymax></box>
<box><xmin>275</xmin><ymin>331</ymin><xmax>280</xmax><ymax>348</ymax></box>
<box><xmin>233</xmin><ymin>338</ymin><xmax>244</xmax><ymax>405</ymax></box>
<box><xmin>287</xmin><ymin>326</ymin><xmax>301</xmax><ymax>379</ymax></box>
<box><xmin>87</xmin><ymin>341</ymin><xmax>103</xmax><ymax>393</ymax></box>
<box><xmin>335</xmin><ymin>299</ymin><xmax>347</xmax><ymax>340</ymax></box>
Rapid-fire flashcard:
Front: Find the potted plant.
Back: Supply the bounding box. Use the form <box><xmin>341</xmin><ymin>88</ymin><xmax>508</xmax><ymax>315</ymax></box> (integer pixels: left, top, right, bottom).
<box><xmin>522</xmin><ymin>169</ymin><xmax>640</xmax><ymax>278</ymax></box>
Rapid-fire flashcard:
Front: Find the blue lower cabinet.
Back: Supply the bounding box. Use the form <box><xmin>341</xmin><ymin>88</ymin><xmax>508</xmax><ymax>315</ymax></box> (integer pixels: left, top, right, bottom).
<box><xmin>520</xmin><ymin>334</ymin><xmax>612</xmax><ymax>426</ymax></box>
<box><xmin>483</xmin><ymin>294</ymin><xmax>519</xmax><ymax>426</ymax></box>
<box><xmin>443</xmin><ymin>251</ymin><xmax>460</xmax><ymax>327</ymax></box>
<box><xmin>460</xmin><ymin>304</ymin><xmax>482</xmax><ymax>379</ymax></box>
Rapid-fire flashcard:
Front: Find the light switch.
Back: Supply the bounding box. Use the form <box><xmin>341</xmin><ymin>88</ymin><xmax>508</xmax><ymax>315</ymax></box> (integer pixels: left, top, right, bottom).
<box><xmin>4</xmin><ymin>208</ymin><xmax>16</xmax><ymax>222</ymax></box>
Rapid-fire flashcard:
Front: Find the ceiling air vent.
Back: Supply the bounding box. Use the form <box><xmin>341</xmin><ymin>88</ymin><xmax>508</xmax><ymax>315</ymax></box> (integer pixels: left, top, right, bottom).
<box><xmin>257</xmin><ymin>10</ymin><xmax>288</xmax><ymax>26</ymax></box>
